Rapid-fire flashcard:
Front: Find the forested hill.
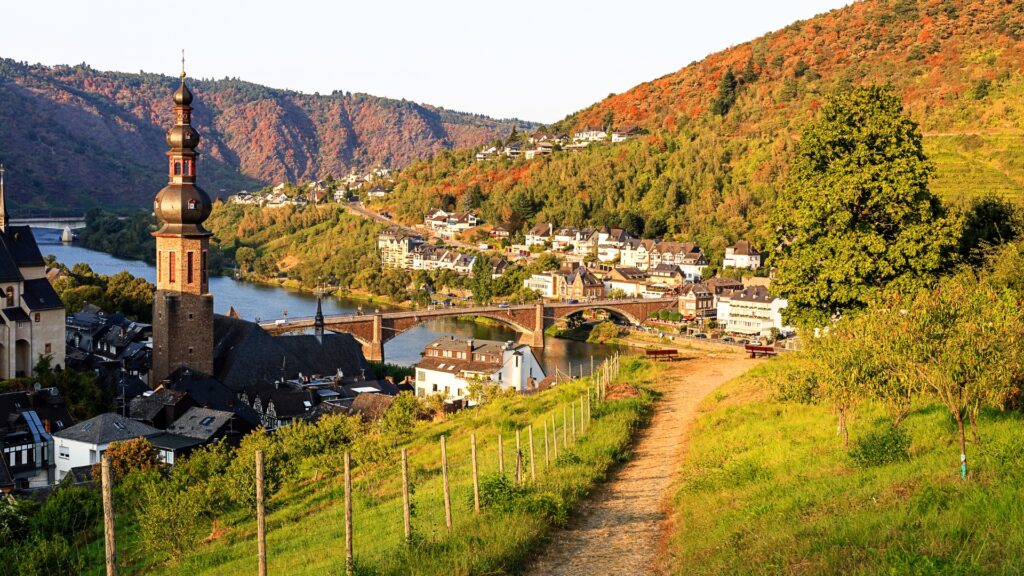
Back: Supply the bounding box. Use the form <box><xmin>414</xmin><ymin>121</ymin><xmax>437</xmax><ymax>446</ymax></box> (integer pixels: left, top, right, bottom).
<box><xmin>0</xmin><ymin>59</ymin><xmax>534</xmax><ymax>214</ymax></box>
<box><xmin>380</xmin><ymin>0</ymin><xmax>1024</xmax><ymax>260</ymax></box>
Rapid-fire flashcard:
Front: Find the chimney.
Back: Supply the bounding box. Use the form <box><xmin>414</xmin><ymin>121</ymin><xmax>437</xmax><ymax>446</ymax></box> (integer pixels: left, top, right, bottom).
<box><xmin>43</xmin><ymin>419</ymin><xmax>52</xmax><ymax>433</ymax></box>
<box><xmin>466</xmin><ymin>338</ymin><xmax>474</xmax><ymax>360</ymax></box>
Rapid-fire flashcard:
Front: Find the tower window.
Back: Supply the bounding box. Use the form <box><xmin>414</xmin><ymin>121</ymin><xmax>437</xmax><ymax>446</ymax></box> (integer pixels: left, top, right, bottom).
<box><xmin>188</xmin><ymin>199</ymin><xmax>197</xmax><ymax>210</ymax></box>
<box><xmin>202</xmin><ymin>251</ymin><xmax>208</xmax><ymax>285</ymax></box>
<box><xmin>4</xmin><ymin>287</ymin><xmax>13</xmax><ymax>307</ymax></box>
<box><xmin>169</xmin><ymin>252</ymin><xmax>176</xmax><ymax>283</ymax></box>
<box><xmin>187</xmin><ymin>252</ymin><xmax>194</xmax><ymax>284</ymax></box>
<box><xmin>174</xmin><ymin>162</ymin><xmax>182</xmax><ymax>176</ymax></box>
<box><xmin>34</xmin><ymin>313</ymin><xmax>40</xmax><ymax>323</ymax></box>
<box><xmin>184</xmin><ymin>160</ymin><xmax>192</xmax><ymax>175</ymax></box>
<box><xmin>45</xmin><ymin>343</ymin><xmax>52</xmax><ymax>354</ymax></box>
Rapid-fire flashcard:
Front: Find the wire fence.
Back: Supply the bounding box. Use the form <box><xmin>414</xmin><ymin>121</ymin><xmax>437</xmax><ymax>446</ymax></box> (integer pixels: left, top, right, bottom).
<box><xmin>82</xmin><ymin>354</ymin><xmax>625</xmax><ymax>576</ymax></box>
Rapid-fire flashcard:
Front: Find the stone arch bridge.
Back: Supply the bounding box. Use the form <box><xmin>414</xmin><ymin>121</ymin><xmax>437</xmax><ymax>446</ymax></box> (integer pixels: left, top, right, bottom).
<box><xmin>260</xmin><ymin>298</ymin><xmax>678</xmax><ymax>362</ymax></box>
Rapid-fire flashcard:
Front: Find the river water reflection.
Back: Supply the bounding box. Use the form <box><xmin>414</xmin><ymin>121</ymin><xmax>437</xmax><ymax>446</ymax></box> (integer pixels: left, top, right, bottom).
<box><xmin>37</xmin><ymin>228</ymin><xmax>624</xmax><ymax>375</ymax></box>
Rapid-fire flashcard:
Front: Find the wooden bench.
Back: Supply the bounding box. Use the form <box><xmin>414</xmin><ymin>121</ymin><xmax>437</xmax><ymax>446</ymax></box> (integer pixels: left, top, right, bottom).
<box><xmin>645</xmin><ymin>349</ymin><xmax>679</xmax><ymax>361</ymax></box>
<box><xmin>744</xmin><ymin>344</ymin><xmax>777</xmax><ymax>358</ymax></box>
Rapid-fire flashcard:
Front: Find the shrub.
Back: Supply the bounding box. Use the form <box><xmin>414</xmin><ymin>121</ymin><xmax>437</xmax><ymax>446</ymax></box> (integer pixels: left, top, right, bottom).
<box><xmin>475</xmin><ymin>473</ymin><xmax>561</xmax><ymax>523</ymax></box>
<box><xmin>30</xmin><ymin>485</ymin><xmax>102</xmax><ymax>542</ymax></box>
<box><xmin>849</xmin><ymin>425</ymin><xmax>911</xmax><ymax>467</ymax></box>
<box><xmin>13</xmin><ymin>536</ymin><xmax>83</xmax><ymax>576</ymax></box>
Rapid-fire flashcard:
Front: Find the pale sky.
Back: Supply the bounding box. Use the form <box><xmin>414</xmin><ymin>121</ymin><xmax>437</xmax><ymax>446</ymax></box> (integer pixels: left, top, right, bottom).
<box><xmin>0</xmin><ymin>1</ymin><xmax>851</xmax><ymax>123</ymax></box>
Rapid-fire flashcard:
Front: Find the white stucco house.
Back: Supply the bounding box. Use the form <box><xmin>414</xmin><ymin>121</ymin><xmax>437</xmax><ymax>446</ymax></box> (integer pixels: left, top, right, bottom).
<box><xmin>723</xmin><ymin>240</ymin><xmax>762</xmax><ymax>270</ymax></box>
<box><xmin>52</xmin><ymin>412</ymin><xmax>161</xmax><ymax>480</ymax></box>
<box><xmin>716</xmin><ymin>286</ymin><xmax>789</xmax><ymax>337</ymax></box>
<box><xmin>414</xmin><ymin>336</ymin><xmax>546</xmax><ymax>404</ymax></box>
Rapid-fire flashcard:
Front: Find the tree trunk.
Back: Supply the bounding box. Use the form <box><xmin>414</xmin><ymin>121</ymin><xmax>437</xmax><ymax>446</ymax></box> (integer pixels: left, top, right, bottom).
<box><xmin>956</xmin><ymin>409</ymin><xmax>968</xmax><ymax>480</ymax></box>
<box><xmin>838</xmin><ymin>408</ymin><xmax>849</xmax><ymax>448</ymax></box>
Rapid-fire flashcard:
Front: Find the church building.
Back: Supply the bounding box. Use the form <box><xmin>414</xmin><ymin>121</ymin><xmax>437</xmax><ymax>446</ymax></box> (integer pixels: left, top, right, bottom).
<box><xmin>151</xmin><ymin>69</ymin><xmax>215</xmax><ymax>383</ymax></box>
<box><xmin>0</xmin><ymin>164</ymin><xmax>66</xmax><ymax>378</ymax></box>
<box><xmin>148</xmin><ymin>65</ymin><xmax>375</xmax><ymax>425</ymax></box>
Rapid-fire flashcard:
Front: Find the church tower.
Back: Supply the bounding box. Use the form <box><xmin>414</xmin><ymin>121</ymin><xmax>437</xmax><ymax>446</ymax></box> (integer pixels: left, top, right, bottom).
<box><xmin>151</xmin><ymin>65</ymin><xmax>214</xmax><ymax>383</ymax></box>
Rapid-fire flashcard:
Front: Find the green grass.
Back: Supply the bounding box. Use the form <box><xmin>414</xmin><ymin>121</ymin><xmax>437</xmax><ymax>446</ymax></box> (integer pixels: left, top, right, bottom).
<box><xmin>118</xmin><ymin>360</ymin><xmax>657</xmax><ymax>575</ymax></box>
<box><xmin>669</xmin><ymin>360</ymin><xmax>1024</xmax><ymax>576</ymax></box>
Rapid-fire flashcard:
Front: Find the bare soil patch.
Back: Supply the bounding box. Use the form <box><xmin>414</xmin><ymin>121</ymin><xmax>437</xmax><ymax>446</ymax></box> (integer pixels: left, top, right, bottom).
<box><xmin>524</xmin><ymin>350</ymin><xmax>761</xmax><ymax>576</ymax></box>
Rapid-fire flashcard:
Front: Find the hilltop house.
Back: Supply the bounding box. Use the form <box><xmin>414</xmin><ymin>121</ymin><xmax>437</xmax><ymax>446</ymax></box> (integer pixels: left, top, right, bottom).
<box><xmin>525</xmin><ymin>223</ymin><xmax>555</xmax><ymax>246</ymax></box>
<box><xmin>611</xmin><ymin>126</ymin><xmax>641</xmax><ymax>143</ymax></box>
<box><xmin>573</xmin><ymin>126</ymin><xmax>607</xmax><ymax>142</ymax></box>
<box><xmin>414</xmin><ymin>336</ymin><xmax>546</xmax><ymax>404</ymax></box>
<box><xmin>723</xmin><ymin>240</ymin><xmax>762</xmax><ymax>270</ymax></box>
<box><xmin>425</xmin><ymin>210</ymin><xmax>481</xmax><ymax>238</ymax></box>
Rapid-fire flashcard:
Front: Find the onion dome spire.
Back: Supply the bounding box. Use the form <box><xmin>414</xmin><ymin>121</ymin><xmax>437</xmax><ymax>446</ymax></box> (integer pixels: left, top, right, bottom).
<box><xmin>314</xmin><ymin>285</ymin><xmax>326</xmax><ymax>343</ymax></box>
<box><xmin>153</xmin><ymin>53</ymin><xmax>211</xmax><ymax>238</ymax></box>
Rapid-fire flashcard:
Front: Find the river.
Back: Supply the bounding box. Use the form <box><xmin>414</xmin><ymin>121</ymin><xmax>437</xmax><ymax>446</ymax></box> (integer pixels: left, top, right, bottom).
<box><xmin>36</xmin><ymin>228</ymin><xmax>624</xmax><ymax>375</ymax></box>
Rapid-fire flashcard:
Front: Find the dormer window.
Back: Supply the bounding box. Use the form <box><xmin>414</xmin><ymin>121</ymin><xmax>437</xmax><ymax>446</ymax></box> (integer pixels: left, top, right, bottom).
<box><xmin>4</xmin><ymin>286</ymin><xmax>13</xmax><ymax>307</ymax></box>
<box><xmin>188</xmin><ymin>199</ymin><xmax>197</xmax><ymax>210</ymax></box>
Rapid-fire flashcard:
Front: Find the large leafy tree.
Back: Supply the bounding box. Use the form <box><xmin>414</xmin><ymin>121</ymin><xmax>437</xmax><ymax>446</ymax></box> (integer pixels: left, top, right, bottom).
<box><xmin>770</xmin><ymin>85</ymin><xmax>959</xmax><ymax>326</ymax></box>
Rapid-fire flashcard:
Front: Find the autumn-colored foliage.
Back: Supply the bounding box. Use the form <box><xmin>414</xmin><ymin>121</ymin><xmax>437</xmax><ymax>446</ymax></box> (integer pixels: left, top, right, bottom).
<box><xmin>92</xmin><ymin>437</ymin><xmax>165</xmax><ymax>482</ymax></box>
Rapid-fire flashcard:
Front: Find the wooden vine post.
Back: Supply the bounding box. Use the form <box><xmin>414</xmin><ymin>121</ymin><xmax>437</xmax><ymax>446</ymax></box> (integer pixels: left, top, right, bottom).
<box><xmin>256</xmin><ymin>450</ymin><xmax>267</xmax><ymax>576</ymax></box>
<box><xmin>441</xmin><ymin>435</ymin><xmax>452</xmax><ymax>532</ymax></box>
<box><xmin>401</xmin><ymin>448</ymin><xmax>411</xmax><ymax>542</ymax></box>
<box><xmin>101</xmin><ymin>455</ymin><xmax>117</xmax><ymax>576</ymax></box>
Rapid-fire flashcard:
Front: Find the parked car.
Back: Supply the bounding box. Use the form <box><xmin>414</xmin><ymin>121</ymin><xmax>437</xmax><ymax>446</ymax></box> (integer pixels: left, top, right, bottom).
<box><xmin>694</xmin><ymin>333</ymin><xmax>708</xmax><ymax>339</ymax></box>
<box><xmin>722</xmin><ymin>336</ymin><xmax>735</xmax><ymax>343</ymax></box>
<box><xmin>497</xmin><ymin>303</ymin><xmax>510</xmax><ymax>308</ymax></box>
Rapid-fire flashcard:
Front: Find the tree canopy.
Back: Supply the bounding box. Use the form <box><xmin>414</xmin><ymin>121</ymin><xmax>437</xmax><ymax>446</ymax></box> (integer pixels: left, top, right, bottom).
<box><xmin>770</xmin><ymin>85</ymin><xmax>959</xmax><ymax>326</ymax></box>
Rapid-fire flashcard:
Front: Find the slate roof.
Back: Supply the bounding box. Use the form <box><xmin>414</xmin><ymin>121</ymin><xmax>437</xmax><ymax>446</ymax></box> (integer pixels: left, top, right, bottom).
<box><xmin>148</xmin><ymin>432</ymin><xmax>203</xmax><ymax>452</ymax></box>
<box><xmin>166</xmin><ymin>407</ymin><xmax>236</xmax><ymax>441</ymax></box>
<box><xmin>54</xmin><ymin>412</ymin><xmax>160</xmax><ymax>445</ymax></box>
<box><xmin>213</xmin><ymin>315</ymin><xmax>369</xmax><ymax>392</ymax></box>
<box><xmin>164</xmin><ymin>369</ymin><xmax>261</xmax><ymax>427</ymax></box>
<box><xmin>0</xmin><ymin>226</ymin><xmax>45</xmax><ymax>268</ymax></box>
<box><xmin>729</xmin><ymin>240</ymin><xmax>760</xmax><ymax>256</ymax></box>
<box><xmin>0</xmin><ymin>245</ymin><xmax>21</xmax><ymax>282</ymax></box>
<box><xmin>0</xmin><ymin>388</ymin><xmax>73</xmax><ymax>433</ymax></box>
<box><xmin>0</xmin><ymin>307</ymin><xmax>29</xmax><ymax>323</ymax></box>
<box><xmin>22</xmin><ymin>278</ymin><xmax>64</xmax><ymax>311</ymax></box>
<box><xmin>347</xmin><ymin>393</ymin><xmax>395</xmax><ymax>422</ymax></box>
<box><xmin>129</xmin><ymin>389</ymin><xmax>191</xmax><ymax>424</ymax></box>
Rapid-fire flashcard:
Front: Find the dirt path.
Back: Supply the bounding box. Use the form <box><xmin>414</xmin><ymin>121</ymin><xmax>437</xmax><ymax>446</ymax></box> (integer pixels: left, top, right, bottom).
<box><xmin>524</xmin><ymin>350</ymin><xmax>760</xmax><ymax>576</ymax></box>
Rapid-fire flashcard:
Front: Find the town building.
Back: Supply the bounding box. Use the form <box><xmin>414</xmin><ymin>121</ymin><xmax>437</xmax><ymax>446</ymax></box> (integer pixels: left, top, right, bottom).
<box><xmin>0</xmin><ymin>387</ymin><xmax>72</xmax><ymax>488</ymax></box>
<box><xmin>573</xmin><ymin>126</ymin><xmax>608</xmax><ymax>142</ymax></box>
<box><xmin>679</xmin><ymin>284</ymin><xmax>716</xmax><ymax>321</ymax></box>
<box><xmin>723</xmin><ymin>240</ymin><xmax>762</xmax><ymax>270</ymax></box>
<box><xmin>378</xmin><ymin>226</ymin><xmax>424</xmax><ymax>270</ymax></box>
<box><xmin>525</xmin><ymin>223</ymin><xmax>555</xmax><ymax>246</ymax></box>
<box><xmin>414</xmin><ymin>336</ymin><xmax>546</xmax><ymax>403</ymax></box>
<box><xmin>0</xmin><ymin>164</ymin><xmax>67</xmax><ymax>379</ymax></box>
<box><xmin>560</xmin><ymin>267</ymin><xmax>604</xmax><ymax>301</ymax></box>
<box><xmin>424</xmin><ymin>209</ymin><xmax>481</xmax><ymax>238</ymax></box>
<box><xmin>716</xmin><ymin>286</ymin><xmax>789</xmax><ymax>337</ymax></box>
<box><xmin>53</xmin><ymin>412</ymin><xmax>162</xmax><ymax>481</ymax></box>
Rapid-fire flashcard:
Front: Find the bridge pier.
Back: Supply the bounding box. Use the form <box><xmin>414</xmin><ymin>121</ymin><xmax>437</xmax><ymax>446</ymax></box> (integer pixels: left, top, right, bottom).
<box><xmin>365</xmin><ymin>313</ymin><xmax>385</xmax><ymax>363</ymax></box>
<box><xmin>530</xmin><ymin>304</ymin><xmax>545</xmax><ymax>348</ymax></box>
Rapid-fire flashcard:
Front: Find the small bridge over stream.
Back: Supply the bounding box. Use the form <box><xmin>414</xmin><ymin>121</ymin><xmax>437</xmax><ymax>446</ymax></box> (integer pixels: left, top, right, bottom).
<box><xmin>260</xmin><ymin>298</ymin><xmax>678</xmax><ymax>362</ymax></box>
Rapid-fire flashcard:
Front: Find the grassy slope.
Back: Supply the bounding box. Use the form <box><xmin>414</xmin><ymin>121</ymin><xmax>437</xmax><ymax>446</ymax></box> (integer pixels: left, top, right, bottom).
<box><xmin>127</xmin><ymin>361</ymin><xmax>657</xmax><ymax>575</ymax></box>
<box><xmin>670</xmin><ymin>360</ymin><xmax>1024</xmax><ymax>575</ymax></box>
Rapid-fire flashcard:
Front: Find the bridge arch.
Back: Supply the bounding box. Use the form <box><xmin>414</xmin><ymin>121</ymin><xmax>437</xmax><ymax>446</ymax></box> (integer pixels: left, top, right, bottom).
<box><xmin>550</xmin><ymin>304</ymin><xmax>650</xmax><ymax>327</ymax></box>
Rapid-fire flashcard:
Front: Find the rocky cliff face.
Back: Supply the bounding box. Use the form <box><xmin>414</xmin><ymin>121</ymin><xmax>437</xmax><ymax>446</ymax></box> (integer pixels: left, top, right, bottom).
<box><xmin>0</xmin><ymin>59</ymin><xmax>531</xmax><ymax>213</ymax></box>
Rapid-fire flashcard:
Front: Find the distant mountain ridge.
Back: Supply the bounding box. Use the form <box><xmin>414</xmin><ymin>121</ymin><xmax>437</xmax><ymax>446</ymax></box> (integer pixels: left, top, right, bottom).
<box><xmin>0</xmin><ymin>59</ymin><xmax>534</xmax><ymax>214</ymax></box>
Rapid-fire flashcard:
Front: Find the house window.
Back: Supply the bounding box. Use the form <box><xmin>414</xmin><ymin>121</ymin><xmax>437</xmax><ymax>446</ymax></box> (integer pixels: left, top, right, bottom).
<box><xmin>187</xmin><ymin>252</ymin><xmax>194</xmax><ymax>284</ymax></box>
<box><xmin>169</xmin><ymin>252</ymin><xmax>176</xmax><ymax>283</ymax></box>
<box><xmin>58</xmin><ymin>446</ymin><xmax>69</xmax><ymax>460</ymax></box>
<box><xmin>34</xmin><ymin>313</ymin><xmax>40</xmax><ymax>322</ymax></box>
<box><xmin>45</xmin><ymin>343</ymin><xmax>51</xmax><ymax>354</ymax></box>
<box><xmin>4</xmin><ymin>286</ymin><xmax>12</xmax><ymax>307</ymax></box>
